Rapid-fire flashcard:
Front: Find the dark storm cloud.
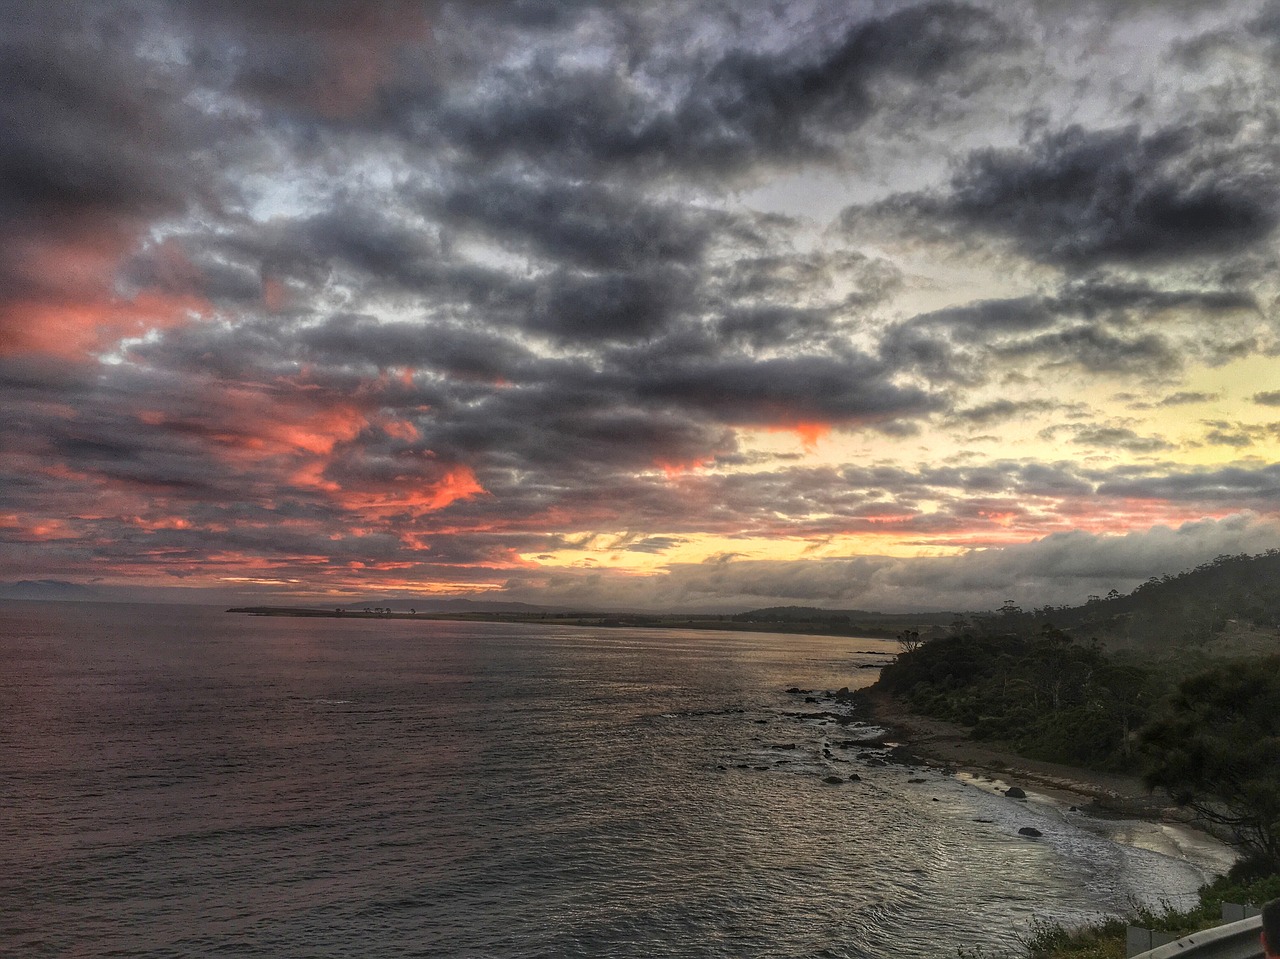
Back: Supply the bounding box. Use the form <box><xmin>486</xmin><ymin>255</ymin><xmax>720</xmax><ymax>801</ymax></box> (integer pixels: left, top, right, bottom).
<box><xmin>858</xmin><ymin>123</ymin><xmax>1280</xmax><ymax>268</ymax></box>
<box><xmin>633</xmin><ymin>350</ymin><xmax>939</xmax><ymax>426</ymax></box>
<box><xmin>297</xmin><ymin>315</ymin><xmax>536</xmax><ymax>381</ymax></box>
<box><xmin>0</xmin><ymin>13</ymin><xmax>187</xmax><ymax>225</ymax></box>
<box><xmin>1254</xmin><ymin>390</ymin><xmax>1280</xmax><ymax>406</ymax></box>
<box><xmin>527</xmin><ymin>265</ymin><xmax>700</xmax><ymax>341</ymax></box>
<box><xmin>176</xmin><ymin>0</ymin><xmax>435</xmax><ymax>119</ymax></box>
<box><xmin>429</xmin><ymin>175</ymin><xmax>737</xmax><ymax>271</ymax></box>
<box><xmin>440</xmin><ymin>1</ymin><xmax>1016</xmax><ymax>177</ymax></box>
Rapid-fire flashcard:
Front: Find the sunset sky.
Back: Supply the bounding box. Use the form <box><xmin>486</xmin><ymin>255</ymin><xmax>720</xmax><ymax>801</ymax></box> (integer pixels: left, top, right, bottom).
<box><xmin>5</xmin><ymin>0</ymin><xmax>1280</xmax><ymax>611</ymax></box>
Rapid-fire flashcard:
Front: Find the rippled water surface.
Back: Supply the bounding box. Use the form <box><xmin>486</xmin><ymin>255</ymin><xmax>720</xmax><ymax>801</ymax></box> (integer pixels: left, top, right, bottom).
<box><xmin>0</xmin><ymin>602</ymin><xmax>1225</xmax><ymax>958</ymax></box>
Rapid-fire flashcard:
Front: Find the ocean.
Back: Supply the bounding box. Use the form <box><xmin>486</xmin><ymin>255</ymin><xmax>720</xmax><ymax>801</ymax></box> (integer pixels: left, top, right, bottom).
<box><xmin>0</xmin><ymin>601</ymin><xmax>1232</xmax><ymax>958</ymax></box>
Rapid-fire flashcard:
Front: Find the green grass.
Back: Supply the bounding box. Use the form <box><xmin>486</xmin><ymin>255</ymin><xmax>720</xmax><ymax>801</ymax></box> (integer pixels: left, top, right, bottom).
<box><xmin>961</xmin><ymin>870</ymin><xmax>1280</xmax><ymax>958</ymax></box>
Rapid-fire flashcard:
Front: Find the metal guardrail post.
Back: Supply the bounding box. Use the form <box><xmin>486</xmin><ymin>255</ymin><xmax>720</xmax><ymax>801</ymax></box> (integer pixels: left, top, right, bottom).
<box><xmin>1127</xmin><ymin>926</ymin><xmax>1179</xmax><ymax>955</ymax></box>
<box><xmin>1222</xmin><ymin>903</ymin><xmax>1263</xmax><ymax>922</ymax></box>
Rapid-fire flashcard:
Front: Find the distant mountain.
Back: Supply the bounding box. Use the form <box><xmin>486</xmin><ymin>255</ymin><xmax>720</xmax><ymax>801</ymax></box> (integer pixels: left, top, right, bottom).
<box><xmin>731</xmin><ymin>553</ymin><xmax>1280</xmax><ymax>653</ymax></box>
<box><xmin>732</xmin><ymin>605</ymin><xmax>958</xmax><ymax>628</ymax></box>
<box><xmin>0</xmin><ymin>579</ymin><xmax>100</xmax><ymax>601</ymax></box>
<box><xmin>975</xmin><ymin>550</ymin><xmax>1280</xmax><ymax>653</ymax></box>
<box><xmin>341</xmin><ymin>597</ymin><xmax>569</xmax><ymax>615</ymax></box>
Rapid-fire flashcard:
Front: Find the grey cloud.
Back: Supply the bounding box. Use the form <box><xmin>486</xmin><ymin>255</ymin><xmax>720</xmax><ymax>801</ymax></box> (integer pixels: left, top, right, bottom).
<box><xmin>1064</xmin><ymin>425</ymin><xmax>1175</xmax><ymax>454</ymax></box>
<box><xmin>912</xmin><ymin>282</ymin><xmax>1255</xmax><ymax>339</ymax></box>
<box><xmin>297</xmin><ymin>315</ymin><xmax>536</xmax><ymax>381</ymax></box>
<box><xmin>623</xmin><ymin>535</ymin><xmax>688</xmax><ymax>554</ymax></box>
<box><xmin>945</xmin><ymin>399</ymin><xmax>1062</xmax><ymax>426</ymax></box>
<box><xmin>996</xmin><ymin>325</ymin><xmax>1181</xmax><ymax>375</ymax></box>
<box><xmin>1254</xmin><ymin>390</ymin><xmax>1280</xmax><ymax>406</ymax></box>
<box><xmin>713</xmin><ymin>305</ymin><xmax>841</xmax><ymax>350</ymax></box>
<box><xmin>1202</xmin><ymin>427</ymin><xmax>1256</xmax><ymax>448</ymax></box>
<box><xmin>885</xmin><ymin>279</ymin><xmax>1252</xmax><ymax>385</ymax></box>
<box><xmin>0</xmin><ymin>2</ymin><xmax>204</xmax><ymax>227</ymax></box>
<box><xmin>1198</xmin><ymin>420</ymin><xmax>1280</xmax><ymax>448</ymax></box>
<box><xmin>634</xmin><ymin>351</ymin><xmax>939</xmax><ymax>426</ymax></box>
<box><xmin>863</xmin><ymin>123</ymin><xmax>1280</xmax><ymax>267</ymax></box>
<box><xmin>1159</xmin><ymin>391</ymin><xmax>1220</xmax><ymax>406</ymax></box>
<box><xmin>1097</xmin><ymin>465</ymin><xmax>1280</xmax><ymax>501</ymax></box>
<box><xmin>431</xmin><ymin>175</ymin><xmax>734</xmax><ymax>272</ymax></box>
<box><xmin>529</xmin><ymin>266</ymin><xmax>698</xmax><ymax>341</ymax></box>
<box><xmin>440</xmin><ymin>2</ymin><xmax>1016</xmax><ymax>177</ymax></box>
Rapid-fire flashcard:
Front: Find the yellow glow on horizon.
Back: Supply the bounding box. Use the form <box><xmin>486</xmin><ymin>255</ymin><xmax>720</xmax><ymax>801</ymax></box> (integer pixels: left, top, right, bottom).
<box><xmin>519</xmin><ymin>529</ymin><xmax>968</xmax><ymax>573</ymax></box>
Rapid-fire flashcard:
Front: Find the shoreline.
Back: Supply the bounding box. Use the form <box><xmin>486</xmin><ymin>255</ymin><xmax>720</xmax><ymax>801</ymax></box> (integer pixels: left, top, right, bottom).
<box><xmin>858</xmin><ymin>688</ymin><xmax>1189</xmax><ymax>821</ymax></box>
<box><xmin>854</xmin><ymin>688</ymin><xmax>1240</xmax><ymax>882</ymax></box>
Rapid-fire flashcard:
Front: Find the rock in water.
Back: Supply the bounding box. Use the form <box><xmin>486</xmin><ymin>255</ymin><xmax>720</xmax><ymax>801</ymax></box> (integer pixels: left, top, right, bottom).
<box><xmin>1005</xmin><ymin>786</ymin><xmax>1027</xmax><ymax>799</ymax></box>
<box><xmin>823</xmin><ymin>776</ymin><xmax>844</xmax><ymax>785</ymax></box>
<box><xmin>1018</xmin><ymin>826</ymin><xmax>1043</xmax><ymax>837</ymax></box>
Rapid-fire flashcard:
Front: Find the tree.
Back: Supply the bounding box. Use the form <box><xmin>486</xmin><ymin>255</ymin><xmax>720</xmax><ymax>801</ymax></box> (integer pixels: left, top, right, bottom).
<box><xmin>1140</xmin><ymin>657</ymin><xmax>1280</xmax><ymax>869</ymax></box>
<box><xmin>896</xmin><ymin>629</ymin><xmax>923</xmax><ymax>654</ymax></box>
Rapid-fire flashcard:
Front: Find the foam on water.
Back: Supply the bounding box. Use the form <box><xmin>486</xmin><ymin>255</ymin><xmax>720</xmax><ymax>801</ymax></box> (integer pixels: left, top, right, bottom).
<box><xmin>0</xmin><ymin>601</ymin><xmax>1229</xmax><ymax>958</ymax></box>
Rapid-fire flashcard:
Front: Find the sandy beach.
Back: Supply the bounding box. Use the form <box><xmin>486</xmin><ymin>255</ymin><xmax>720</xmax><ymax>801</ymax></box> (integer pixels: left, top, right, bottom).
<box><xmin>861</xmin><ymin>688</ymin><xmax>1183</xmax><ymax>818</ymax></box>
<box><xmin>856</xmin><ymin>689</ymin><xmax>1240</xmax><ymax>880</ymax></box>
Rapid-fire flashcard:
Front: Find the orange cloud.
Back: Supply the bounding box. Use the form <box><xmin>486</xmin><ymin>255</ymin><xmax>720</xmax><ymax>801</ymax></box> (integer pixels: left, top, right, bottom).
<box><xmin>655</xmin><ymin>456</ymin><xmax>711</xmax><ymax>477</ymax></box>
<box><xmin>339</xmin><ymin>466</ymin><xmax>487</xmax><ymax>517</ymax></box>
<box><xmin>381</xmin><ymin>418</ymin><xmax>421</xmax><ymax>442</ymax></box>
<box><xmin>0</xmin><ymin>232</ymin><xmax>211</xmax><ymax>359</ymax></box>
<box><xmin>764</xmin><ymin>421</ymin><xmax>832</xmax><ymax>449</ymax></box>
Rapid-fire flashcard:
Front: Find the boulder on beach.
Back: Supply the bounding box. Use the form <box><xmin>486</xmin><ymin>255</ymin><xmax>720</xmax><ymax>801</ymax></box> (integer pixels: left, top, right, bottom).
<box><xmin>1005</xmin><ymin>786</ymin><xmax>1027</xmax><ymax>799</ymax></box>
<box><xmin>823</xmin><ymin>776</ymin><xmax>844</xmax><ymax>785</ymax></box>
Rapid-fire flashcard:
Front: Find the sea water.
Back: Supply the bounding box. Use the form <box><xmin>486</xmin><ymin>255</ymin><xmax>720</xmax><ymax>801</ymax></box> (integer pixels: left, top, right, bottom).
<box><xmin>0</xmin><ymin>601</ymin><xmax>1231</xmax><ymax>958</ymax></box>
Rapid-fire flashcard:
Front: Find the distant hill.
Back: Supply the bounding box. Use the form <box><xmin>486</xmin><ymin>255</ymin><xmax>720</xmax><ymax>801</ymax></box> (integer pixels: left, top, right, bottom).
<box><xmin>977</xmin><ymin>551</ymin><xmax>1280</xmax><ymax>654</ymax></box>
<box><xmin>341</xmin><ymin>597</ymin><xmax>569</xmax><ymax>615</ymax></box>
<box><xmin>0</xmin><ymin>580</ymin><xmax>99</xmax><ymax>601</ymax></box>
<box><xmin>731</xmin><ymin>604</ymin><xmax>959</xmax><ymax>638</ymax></box>
<box><xmin>728</xmin><ymin>552</ymin><xmax>1280</xmax><ymax>653</ymax></box>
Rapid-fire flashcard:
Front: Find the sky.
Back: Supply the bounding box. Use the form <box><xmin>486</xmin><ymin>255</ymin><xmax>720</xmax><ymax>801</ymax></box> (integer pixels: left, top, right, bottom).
<box><xmin>4</xmin><ymin>0</ymin><xmax>1280</xmax><ymax>612</ymax></box>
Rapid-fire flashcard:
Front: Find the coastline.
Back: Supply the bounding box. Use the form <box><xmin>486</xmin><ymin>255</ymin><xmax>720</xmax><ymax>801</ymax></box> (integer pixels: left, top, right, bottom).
<box><xmin>855</xmin><ymin>688</ymin><xmax>1240</xmax><ymax>882</ymax></box>
<box><xmin>859</xmin><ymin>688</ymin><xmax>1183</xmax><ymax>820</ymax></box>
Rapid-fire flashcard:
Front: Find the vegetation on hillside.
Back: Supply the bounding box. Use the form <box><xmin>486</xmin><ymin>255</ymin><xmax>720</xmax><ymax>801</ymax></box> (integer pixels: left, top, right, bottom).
<box><xmin>876</xmin><ymin>629</ymin><xmax>1160</xmax><ymax>770</ymax></box>
<box><xmin>1142</xmin><ymin>657</ymin><xmax>1280</xmax><ymax>868</ymax></box>
<box><xmin>973</xmin><ymin>550</ymin><xmax>1280</xmax><ymax>650</ymax></box>
<box><xmin>879</xmin><ymin>628</ymin><xmax>1280</xmax><ymax>870</ymax></box>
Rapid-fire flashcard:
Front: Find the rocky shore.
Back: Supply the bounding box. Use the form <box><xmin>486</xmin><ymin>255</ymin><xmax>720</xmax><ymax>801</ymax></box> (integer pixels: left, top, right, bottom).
<box><xmin>857</xmin><ymin>688</ymin><xmax>1188</xmax><ymax>822</ymax></box>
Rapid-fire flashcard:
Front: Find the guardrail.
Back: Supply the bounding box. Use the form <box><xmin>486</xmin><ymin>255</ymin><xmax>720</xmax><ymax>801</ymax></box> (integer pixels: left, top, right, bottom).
<box><xmin>1129</xmin><ymin>915</ymin><xmax>1261</xmax><ymax>959</ymax></box>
